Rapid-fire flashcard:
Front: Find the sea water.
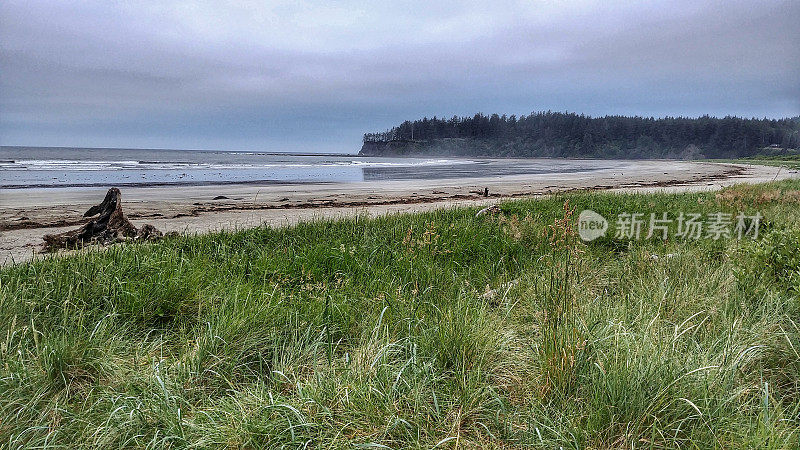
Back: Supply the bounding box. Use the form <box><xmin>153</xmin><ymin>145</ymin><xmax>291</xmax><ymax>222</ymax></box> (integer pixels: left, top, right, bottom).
<box><xmin>0</xmin><ymin>147</ymin><xmax>609</xmax><ymax>189</ymax></box>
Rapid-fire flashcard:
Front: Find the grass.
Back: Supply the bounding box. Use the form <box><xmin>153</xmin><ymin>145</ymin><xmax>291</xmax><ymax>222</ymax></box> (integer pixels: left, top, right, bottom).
<box><xmin>2</xmin><ymin>180</ymin><xmax>800</xmax><ymax>448</ymax></box>
<box><xmin>716</xmin><ymin>154</ymin><xmax>800</xmax><ymax>170</ymax></box>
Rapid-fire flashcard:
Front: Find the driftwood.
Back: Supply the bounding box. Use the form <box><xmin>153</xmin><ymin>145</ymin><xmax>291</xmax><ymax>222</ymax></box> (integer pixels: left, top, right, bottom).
<box><xmin>475</xmin><ymin>205</ymin><xmax>501</xmax><ymax>218</ymax></box>
<box><xmin>42</xmin><ymin>188</ymin><xmax>163</xmax><ymax>252</ymax></box>
<box><xmin>469</xmin><ymin>187</ymin><xmax>490</xmax><ymax>197</ymax></box>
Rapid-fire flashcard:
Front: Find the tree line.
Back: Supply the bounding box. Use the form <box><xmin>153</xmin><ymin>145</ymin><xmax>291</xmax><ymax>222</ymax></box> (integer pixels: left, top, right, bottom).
<box><xmin>361</xmin><ymin>112</ymin><xmax>800</xmax><ymax>159</ymax></box>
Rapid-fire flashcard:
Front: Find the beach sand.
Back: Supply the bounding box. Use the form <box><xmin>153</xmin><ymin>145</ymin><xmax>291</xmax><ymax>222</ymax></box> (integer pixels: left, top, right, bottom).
<box><xmin>1</xmin><ymin>160</ymin><xmax>796</xmax><ymax>265</ymax></box>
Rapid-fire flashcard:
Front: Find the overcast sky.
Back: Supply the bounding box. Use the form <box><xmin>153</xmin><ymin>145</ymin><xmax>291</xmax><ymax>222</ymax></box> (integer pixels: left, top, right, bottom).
<box><xmin>1</xmin><ymin>1</ymin><xmax>798</xmax><ymax>153</ymax></box>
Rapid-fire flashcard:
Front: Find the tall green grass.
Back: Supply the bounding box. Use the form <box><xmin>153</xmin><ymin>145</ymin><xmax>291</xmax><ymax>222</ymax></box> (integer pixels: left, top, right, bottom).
<box><xmin>716</xmin><ymin>156</ymin><xmax>800</xmax><ymax>170</ymax></box>
<box><xmin>2</xmin><ymin>180</ymin><xmax>800</xmax><ymax>448</ymax></box>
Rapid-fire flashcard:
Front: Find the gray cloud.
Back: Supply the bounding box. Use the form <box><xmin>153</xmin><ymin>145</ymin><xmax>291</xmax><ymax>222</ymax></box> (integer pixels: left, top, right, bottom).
<box><xmin>1</xmin><ymin>0</ymin><xmax>798</xmax><ymax>152</ymax></box>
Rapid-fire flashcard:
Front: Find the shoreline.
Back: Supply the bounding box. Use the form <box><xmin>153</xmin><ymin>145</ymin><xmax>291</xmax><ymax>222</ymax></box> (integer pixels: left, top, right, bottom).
<box><xmin>1</xmin><ymin>166</ymin><xmax>743</xmax><ymax>232</ymax></box>
<box><xmin>1</xmin><ymin>161</ymin><xmax>797</xmax><ymax>265</ymax></box>
<box><xmin>0</xmin><ymin>179</ymin><xmax>331</xmax><ymax>190</ymax></box>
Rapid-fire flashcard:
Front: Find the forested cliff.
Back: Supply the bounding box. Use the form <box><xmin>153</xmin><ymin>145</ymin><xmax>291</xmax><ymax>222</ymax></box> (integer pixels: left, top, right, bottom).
<box><xmin>359</xmin><ymin>112</ymin><xmax>800</xmax><ymax>159</ymax></box>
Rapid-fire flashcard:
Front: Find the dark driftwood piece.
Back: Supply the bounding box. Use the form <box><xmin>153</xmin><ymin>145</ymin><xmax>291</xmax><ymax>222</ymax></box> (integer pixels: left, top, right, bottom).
<box><xmin>42</xmin><ymin>187</ymin><xmax>163</xmax><ymax>252</ymax></box>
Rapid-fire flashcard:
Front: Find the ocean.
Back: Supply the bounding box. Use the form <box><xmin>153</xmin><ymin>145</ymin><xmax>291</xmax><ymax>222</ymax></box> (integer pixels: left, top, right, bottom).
<box><xmin>0</xmin><ymin>147</ymin><xmax>609</xmax><ymax>189</ymax></box>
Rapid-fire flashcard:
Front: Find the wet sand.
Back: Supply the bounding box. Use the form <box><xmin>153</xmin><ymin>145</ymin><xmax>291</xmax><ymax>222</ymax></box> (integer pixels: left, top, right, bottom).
<box><xmin>1</xmin><ymin>160</ymin><xmax>796</xmax><ymax>265</ymax></box>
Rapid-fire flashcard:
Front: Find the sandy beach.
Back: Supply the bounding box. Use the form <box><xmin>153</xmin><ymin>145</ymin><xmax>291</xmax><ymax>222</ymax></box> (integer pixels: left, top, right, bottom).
<box><xmin>1</xmin><ymin>160</ymin><xmax>796</xmax><ymax>265</ymax></box>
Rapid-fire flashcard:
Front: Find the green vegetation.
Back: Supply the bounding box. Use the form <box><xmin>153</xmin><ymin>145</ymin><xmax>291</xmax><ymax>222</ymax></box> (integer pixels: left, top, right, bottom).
<box><xmin>721</xmin><ymin>154</ymin><xmax>800</xmax><ymax>170</ymax></box>
<box><xmin>2</xmin><ymin>181</ymin><xmax>800</xmax><ymax>448</ymax></box>
<box><xmin>360</xmin><ymin>112</ymin><xmax>800</xmax><ymax>159</ymax></box>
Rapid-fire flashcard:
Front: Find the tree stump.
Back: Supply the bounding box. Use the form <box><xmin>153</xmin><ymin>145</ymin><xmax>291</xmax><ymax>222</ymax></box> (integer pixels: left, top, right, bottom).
<box><xmin>42</xmin><ymin>187</ymin><xmax>163</xmax><ymax>252</ymax></box>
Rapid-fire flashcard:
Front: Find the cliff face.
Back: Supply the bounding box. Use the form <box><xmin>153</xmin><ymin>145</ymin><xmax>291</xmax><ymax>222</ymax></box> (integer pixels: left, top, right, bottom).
<box><xmin>358</xmin><ymin>139</ymin><xmax>471</xmax><ymax>156</ymax></box>
<box><xmin>358</xmin><ymin>141</ymin><xmax>389</xmax><ymax>156</ymax></box>
<box><xmin>358</xmin><ymin>140</ymin><xmax>425</xmax><ymax>156</ymax></box>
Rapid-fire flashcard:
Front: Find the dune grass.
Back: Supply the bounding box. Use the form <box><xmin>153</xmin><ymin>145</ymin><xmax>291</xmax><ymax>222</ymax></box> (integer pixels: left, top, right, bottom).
<box><xmin>716</xmin><ymin>155</ymin><xmax>800</xmax><ymax>170</ymax></box>
<box><xmin>2</xmin><ymin>180</ymin><xmax>800</xmax><ymax>448</ymax></box>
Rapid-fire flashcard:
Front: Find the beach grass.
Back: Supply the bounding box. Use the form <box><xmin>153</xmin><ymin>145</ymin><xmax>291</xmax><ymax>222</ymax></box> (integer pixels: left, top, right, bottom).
<box><xmin>716</xmin><ymin>155</ymin><xmax>800</xmax><ymax>170</ymax></box>
<box><xmin>2</xmin><ymin>180</ymin><xmax>800</xmax><ymax>448</ymax></box>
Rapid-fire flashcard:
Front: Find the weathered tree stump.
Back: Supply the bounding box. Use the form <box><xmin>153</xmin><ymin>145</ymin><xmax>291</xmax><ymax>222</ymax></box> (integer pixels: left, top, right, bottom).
<box><xmin>42</xmin><ymin>187</ymin><xmax>163</xmax><ymax>252</ymax></box>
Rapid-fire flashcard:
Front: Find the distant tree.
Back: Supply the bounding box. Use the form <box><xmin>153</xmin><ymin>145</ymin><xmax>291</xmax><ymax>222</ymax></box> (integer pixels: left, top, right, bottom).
<box><xmin>360</xmin><ymin>112</ymin><xmax>800</xmax><ymax>159</ymax></box>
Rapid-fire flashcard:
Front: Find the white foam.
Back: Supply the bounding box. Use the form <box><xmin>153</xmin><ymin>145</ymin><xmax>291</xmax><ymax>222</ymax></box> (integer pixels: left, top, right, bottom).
<box><xmin>1</xmin><ymin>158</ymin><xmax>474</xmax><ymax>171</ymax></box>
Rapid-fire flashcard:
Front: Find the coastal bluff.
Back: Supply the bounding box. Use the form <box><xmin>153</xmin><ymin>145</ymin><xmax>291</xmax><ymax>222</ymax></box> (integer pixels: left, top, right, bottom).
<box><xmin>358</xmin><ymin>138</ymin><xmax>474</xmax><ymax>157</ymax></box>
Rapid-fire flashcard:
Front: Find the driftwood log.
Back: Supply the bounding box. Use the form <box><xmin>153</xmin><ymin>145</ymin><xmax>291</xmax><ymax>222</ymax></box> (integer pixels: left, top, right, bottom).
<box><xmin>42</xmin><ymin>187</ymin><xmax>163</xmax><ymax>252</ymax></box>
<box><xmin>475</xmin><ymin>205</ymin><xmax>501</xmax><ymax>217</ymax></box>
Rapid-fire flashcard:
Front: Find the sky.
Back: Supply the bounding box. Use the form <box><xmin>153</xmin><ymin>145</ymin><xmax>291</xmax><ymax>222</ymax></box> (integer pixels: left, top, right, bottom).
<box><xmin>1</xmin><ymin>1</ymin><xmax>798</xmax><ymax>153</ymax></box>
